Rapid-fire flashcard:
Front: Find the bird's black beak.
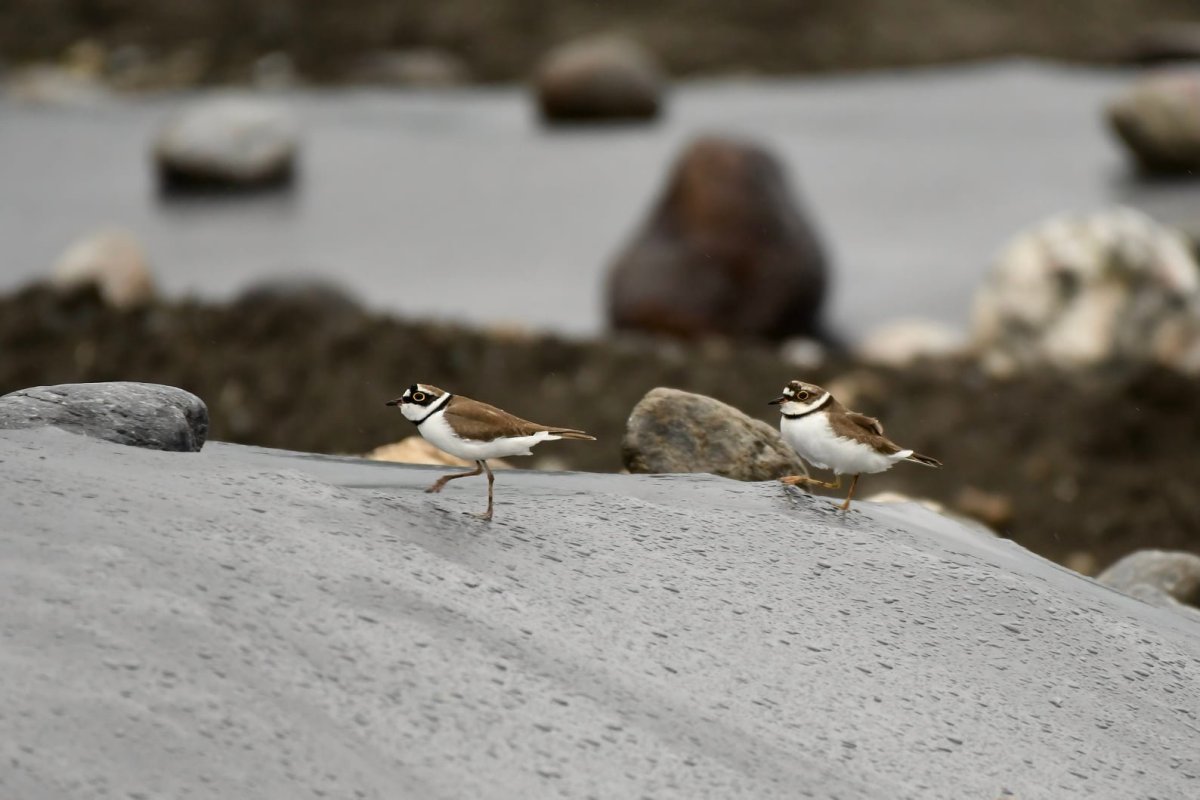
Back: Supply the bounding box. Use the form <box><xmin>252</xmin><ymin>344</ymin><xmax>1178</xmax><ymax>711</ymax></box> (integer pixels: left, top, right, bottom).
<box><xmin>768</xmin><ymin>396</ymin><xmax>787</xmax><ymax>406</ymax></box>
<box><xmin>385</xmin><ymin>398</ymin><xmax>403</xmax><ymax>407</ymax></box>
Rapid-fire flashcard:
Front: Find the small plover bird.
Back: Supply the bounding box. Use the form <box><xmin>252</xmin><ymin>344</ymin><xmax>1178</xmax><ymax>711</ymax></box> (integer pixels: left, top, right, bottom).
<box><xmin>769</xmin><ymin>380</ymin><xmax>941</xmax><ymax>511</ymax></box>
<box><xmin>386</xmin><ymin>384</ymin><xmax>595</xmax><ymax>521</ymax></box>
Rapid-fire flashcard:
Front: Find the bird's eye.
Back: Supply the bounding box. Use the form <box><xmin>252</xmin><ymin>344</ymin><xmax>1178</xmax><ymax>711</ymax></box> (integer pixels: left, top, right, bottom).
<box><xmin>798</xmin><ymin>391</ymin><xmax>810</xmax><ymax>400</ymax></box>
<box><xmin>412</xmin><ymin>392</ymin><xmax>426</xmax><ymax>402</ymax></box>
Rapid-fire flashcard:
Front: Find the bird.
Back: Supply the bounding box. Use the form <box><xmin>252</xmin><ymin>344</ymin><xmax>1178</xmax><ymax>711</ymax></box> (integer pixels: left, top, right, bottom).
<box><xmin>385</xmin><ymin>384</ymin><xmax>595</xmax><ymax>521</ymax></box>
<box><xmin>768</xmin><ymin>380</ymin><xmax>941</xmax><ymax>511</ymax></box>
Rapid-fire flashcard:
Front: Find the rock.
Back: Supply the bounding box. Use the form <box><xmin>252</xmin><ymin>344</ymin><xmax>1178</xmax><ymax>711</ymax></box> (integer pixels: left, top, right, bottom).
<box><xmin>1107</xmin><ymin>71</ymin><xmax>1200</xmax><ymax>174</ymax></box>
<box><xmin>855</xmin><ymin>318</ymin><xmax>965</xmax><ymax>367</ymax></box>
<box><xmin>972</xmin><ymin>207</ymin><xmax>1200</xmax><ymax>375</ymax></box>
<box><xmin>49</xmin><ymin>228</ymin><xmax>155</xmax><ymax>310</ymax></box>
<box><xmin>1098</xmin><ymin>550</ymin><xmax>1200</xmax><ymax>607</ymax></box>
<box><xmin>778</xmin><ymin>337</ymin><xmax>826</xmax><ymax>370</ymax></box>
<box><xmin>251</xmin><ymin>51</ymin><xmax>298</xmax><ymax>90</ymax></box>
<box><xmin>2</xmin><ymin>428</ymin><xmax>1197</xmax><ymax>798</ymax></box>
<box><xmin>4</xmin><ymin>64</ymin><xmax>108</xmax><ymax>106</ymax></box>
<box><xmin>865</xmin><ymin>490</ymin><xmax>946</xmax><ymax>514</ymax></box>
<box><xmin>351</xmin><ymin>48</ymin><xmax>471</xmax><ymax>87</ymax></box>
<box><xmin>535</xmin><ymin>35</ymin><xmax>662</xmax><ymax>123</ymax></box>
<box><xmin>235</xmin><ymin>275</ymin><xmax>362</xmax><ymax>314</ymax></box>
<box><xmin>622</xmin><ymin>387</ymin><xmax>807</xmax><ymax>481</ymax></box>
<box><xmin>607</xmin><ymin>135</ymin><xmax>829</xmax><ymax>341</ymax></box>
<box><xmin>1123</xmin><ymin>23</ymin><xmax>1200</xmax><ymax>65</ymax></box>
<box><xmin>365</xmin><ymin>436</ymin><xmax>510</xmax><ymax>469</ymax></box>
<box><xmin>0</xmin><ymin>382</ymin><xmax>207</xmax><ymax>452</ymax></box>
<box><xmin>953</xmin><ymin>486</ymin><xmax>1015</xmax><ymax>530</ymax></box>
<box><xmin>153</xmin><ymin>97</ymin><xmax>299</xmax><ymax>190</ymax></box>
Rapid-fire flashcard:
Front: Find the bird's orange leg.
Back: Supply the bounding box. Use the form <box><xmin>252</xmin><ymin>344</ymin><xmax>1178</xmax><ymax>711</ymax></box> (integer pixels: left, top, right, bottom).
<box><xmin>425</xmin><ymin>462</ymin><xmax>483</xmax><ymax>494</ymax></box>
<box><xmin>839</xmin><ymin>474</ymin><xmax>861</xmax><ymax>511</ymax></box>
<box><xmin>781</xmin><ymin>474</ymin><xmax>841</xmax><ymax>490</ymax></box>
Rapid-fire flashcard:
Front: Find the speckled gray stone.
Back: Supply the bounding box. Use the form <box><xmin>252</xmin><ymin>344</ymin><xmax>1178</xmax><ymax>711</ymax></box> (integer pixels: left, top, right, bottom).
<box><xmin>623</xmin><ymin>387</ymin><xmax>808</xmax><ymax>481</ymax></box>
<box><xmin>0</xmin><ymin>382</ymin><xmax>207</xmax><ymax>451</ymax></box>
<box><xmin>1</xmin><ymin>427</ymin><xmax>1198</xmax><ymax>799</ymax></box>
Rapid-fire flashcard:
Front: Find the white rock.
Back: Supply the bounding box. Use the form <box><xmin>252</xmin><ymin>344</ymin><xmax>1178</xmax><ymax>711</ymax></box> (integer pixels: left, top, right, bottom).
<box><xmin>972</xmin><ymin>207</ymin><xmax>1200</xmax><ymax>373</ymax></box>
<box><xmin>856</xmin><ymin>318</ymin><xmax>964</xmax><ymax>366</ymax></box>
<box><xmin>51</xmin><ymin>229</ymin><xmax>155</xmax><ymax>309</ymax></box>
<box><xmin>153</xmin><ymin>96</ymin><xmax>299</xmax><ymax>187</ymax></box>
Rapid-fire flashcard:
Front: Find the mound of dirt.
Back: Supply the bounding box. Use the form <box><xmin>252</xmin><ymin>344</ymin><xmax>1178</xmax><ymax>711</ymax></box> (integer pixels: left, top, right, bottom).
<box><xmin>1</xmin><ymin>285</ymin><xmax>1196</xmax><ymax>570</ymax></box>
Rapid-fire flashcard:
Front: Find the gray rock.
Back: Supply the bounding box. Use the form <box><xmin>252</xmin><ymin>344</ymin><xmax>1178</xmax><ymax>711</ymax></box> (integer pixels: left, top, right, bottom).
<box><xmin>1098</xmin><ymin>549</ymin><xmax>1200</xmax><ymax>607</ymax></box>
<box><xmin>0</xmin><ymin>382</ymin><xmax>207</xmax><ymax>452</ymax></box>
<box><xmin>971</xmin><ymin>207</ymin><xmax>1200</xmax><ymax>376</ymax></box>
<box><xmin>608</xmin><ymin>135</ymin><xmax>829</xmax><ymax>341</ymax></box>
<box><xmin>1</xmin><ymin>427</ymin><xmax>1198</xmax><ymax>799</ymax></box>
<box><xmin>1107</xmin><ymin>70</ymin><xmax>1200</xmax><ymax>174</ymax></box>
<box><xmin>535</xmin><ymin>35</ymin><xmax>663</xmax><ymax>123</ymax></box>
<box><xmin>622</xmin><ymin>387</ymin><xmax>807</xmax><ymax>481</ymax></box>
<box><xmin>153</xmin><ymin>96</ymin><xmax>299</xmax><ymax>190</ymax></box>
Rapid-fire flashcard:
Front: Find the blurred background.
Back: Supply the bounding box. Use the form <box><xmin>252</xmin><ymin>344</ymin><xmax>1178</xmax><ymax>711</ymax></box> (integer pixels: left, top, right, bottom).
<box><xmin>3</xmin><ymin>0</ymin><xmax>1200</xmax><ymax>574</ymax></box>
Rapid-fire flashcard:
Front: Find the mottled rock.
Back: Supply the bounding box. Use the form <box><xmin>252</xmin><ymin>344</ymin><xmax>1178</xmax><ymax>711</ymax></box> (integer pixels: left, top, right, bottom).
<box><xmin>1107</xmin><ymin>71</ymin><xmax>1200</xmax><ymax>174</ymax></box>
<box><xmin>365</xmin><ymin>436</ymin><xmax>510</xmax><ymax>468</ymax></box>
<box><xmin>535</xmin><ymin>35</ymin><xmax>662</xmax><ymax>123</ymax></box>
<box><xmin>50</xmin><ymin>228</ymin><xmax>155</xmax><ymax>310</ymax></box>
<box><xmin>1098</xmin><ymin>550</ymin><xmax>1200</xmax><ymax>607</ymax></box>
<box><xmin>608</xmin><ymin>135</ymin><xmax>828</xmax><ymax>341</ymax></box>
<box><xmin>856</xmin><ymin>318</ymin><xmax>964</xmax><ymax>367</ymax></box>
<box><xmin>622</xmin><ymin>387</ymin><xmax>806</xmax><ymax>481</ymax></box>
<box><xmin>153</xmin><ymin>97</ymin><xmax>299</xmax><ymax>190</ymax></box>
<box><xmin>0</xmin><ymin>382</ymin><xmax>207</xmax><ymax>452</ymax></box>
<box><xmin>972</xmin><ymin>207</ymin><xmax>1200</xmax><ymax>375</ymax></box>
<box><xmin>351</xmin><ymin>49</ymin><xmax>471</xmax><ymax>87</ymax></box>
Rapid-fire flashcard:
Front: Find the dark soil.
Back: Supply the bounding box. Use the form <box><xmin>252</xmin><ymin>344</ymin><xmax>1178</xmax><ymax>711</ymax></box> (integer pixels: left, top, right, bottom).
<box><xmin>3</xmin><ymin>0</ymin><xmax>1198</xmax><ymax>84</ymax></box>
<box><xmin>1</xmin><ymin>285</ymin><xmax>1197</xmax><ymax>572</ymax></box>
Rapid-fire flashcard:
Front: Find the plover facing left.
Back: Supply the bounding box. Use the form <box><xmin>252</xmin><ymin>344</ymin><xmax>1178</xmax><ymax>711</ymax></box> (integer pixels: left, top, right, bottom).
<box><xmin>386</xmin><ymin>384</ymin><xmax>595</xmax><ymax>521</ymax></box>
<box><xmin>769</xmin><ymin>380</ymin><xmax>941</xmax><ymax>511</ymax></box>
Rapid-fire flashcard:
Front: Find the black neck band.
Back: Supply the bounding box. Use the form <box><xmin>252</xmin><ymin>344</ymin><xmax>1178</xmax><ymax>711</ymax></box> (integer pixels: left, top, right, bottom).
<box><xmin>411</xmin><ymin>393</ymin><xmax>452</xmax><ymax>426</ymax></box>
<box><xmin>782</xmin><ymin>394</ymin><xmax>831</xmax><ymax>419</ymax></box>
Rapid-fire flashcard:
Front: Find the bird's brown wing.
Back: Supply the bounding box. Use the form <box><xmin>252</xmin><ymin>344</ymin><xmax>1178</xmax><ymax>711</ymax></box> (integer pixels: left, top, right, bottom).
<box><xmin>441</xmin><ymin>396</ymin><xmax>556</xmax><ymax>442</ymax></box>
<box><xmin>845</xmin><ymin>412</ymin><xmax>884</xmax><ymax>436</ymax></box>
<box><xmin>830</xmin><ymin>411</ymin><xmax>903</xmax><ymax>455</ymax></box>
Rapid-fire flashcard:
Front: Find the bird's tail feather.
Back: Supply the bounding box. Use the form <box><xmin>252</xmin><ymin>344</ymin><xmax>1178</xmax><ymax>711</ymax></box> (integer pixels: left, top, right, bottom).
<box><xmin>551</xmin><ymin>429</ymin><xmax>596</xmax><ymax>441</ymax></box>
<box><xmin>906</xmin><ymin>452</ymin><xmax>942</xmax><ymax>468</ymax></box>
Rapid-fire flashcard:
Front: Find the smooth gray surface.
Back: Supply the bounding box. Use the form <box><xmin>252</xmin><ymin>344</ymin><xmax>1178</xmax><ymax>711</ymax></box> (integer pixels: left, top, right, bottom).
<box><xmin>1</xmin><ymin>427</ymin><xmax>1198</xmax><ymax>799</ymax></box>
<box><xmin>3</xmin><ymin>60</ymin><xmax>1194</xmax><ymax>342</ymax></box>
<box><xmin>0</xmin><ymin>381</ymin><xmax>208</xmax><ymax>451</ymax></box>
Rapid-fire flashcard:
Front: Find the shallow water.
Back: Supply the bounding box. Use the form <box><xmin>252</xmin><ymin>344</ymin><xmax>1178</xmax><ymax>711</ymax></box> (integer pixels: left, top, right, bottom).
<box><xmin>3</xmin><ymin>59</ymin><xmax>1198</xmax><ymax>341</ymax></box>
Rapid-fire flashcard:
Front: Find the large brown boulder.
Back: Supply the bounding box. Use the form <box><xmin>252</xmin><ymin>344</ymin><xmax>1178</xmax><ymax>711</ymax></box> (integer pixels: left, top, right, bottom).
<box><xmin>622</xmin><ymin>387</ymin><xmax>807</xmax><ymax>482</ymax></box>
<box><xmin>607</xmin><ymin>135</ymin><xmax>829</xmax><ymax>341</ymax></box>
<box><xmin>534</xmin><ymin>35</ymin><xmax>662</xmax><ymax>123</ymax></box>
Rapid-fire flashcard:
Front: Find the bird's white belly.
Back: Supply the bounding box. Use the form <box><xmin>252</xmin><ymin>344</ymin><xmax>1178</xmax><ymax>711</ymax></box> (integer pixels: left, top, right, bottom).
<box><xmin>781</xmin><ymin>413</ymin><xmax>898</xmax><ymax>475</ymax></box>
<box><xmin>419</xmin><ymin>412</ymin><xmax>556</xmax><ymax>461</ymax></box>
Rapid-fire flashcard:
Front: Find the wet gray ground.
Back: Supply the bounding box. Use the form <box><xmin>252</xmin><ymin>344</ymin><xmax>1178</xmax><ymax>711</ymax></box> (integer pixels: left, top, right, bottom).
<box><xmin>2</xmin><ymin>427</ymin><xmax>1198</xmax><ymax>799</ymax></box>
<box><xmin>4</xmin><ymin>60</ymin><xmax>1199</xmax><ymax>341</ymax></box>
